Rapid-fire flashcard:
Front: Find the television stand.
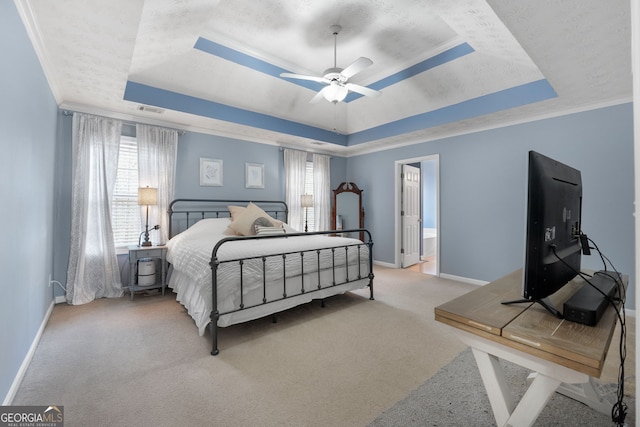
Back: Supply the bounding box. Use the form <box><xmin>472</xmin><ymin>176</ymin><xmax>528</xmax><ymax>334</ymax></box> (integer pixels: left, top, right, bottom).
<box><xmin>435</xmin><ymin>269</ymin><xmax>627</xmax><ymax>426</ymax></box>
<box><xmin>501</xmin><ymin>296</ymin><xmax>563</xmax><ymax>319</ymax></box>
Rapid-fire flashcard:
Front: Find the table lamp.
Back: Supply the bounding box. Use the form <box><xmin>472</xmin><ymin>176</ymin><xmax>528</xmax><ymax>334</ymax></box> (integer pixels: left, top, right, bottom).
<box><xmin>138</xmin><ymin>186</ymin><xmax>158</xmax><ymax>247</ymax></box>
<box><xmin>301</xmin><ymin>194</ymin><xmax>313</xmax><ymax>232</ymax></box>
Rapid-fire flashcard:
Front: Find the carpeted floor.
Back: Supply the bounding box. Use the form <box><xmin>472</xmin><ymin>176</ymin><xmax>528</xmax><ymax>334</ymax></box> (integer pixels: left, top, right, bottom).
<box><xmin>369</xmin><ymin>348</ymin><xmax>635</xmax><ymax>426</ymax></box>
<box><xmin>10</xmin><ymin>266</ymin><xmax>635</xmax><ymax>426</ymax></box>
<box><xmin>11</xmin><ymin>267</ymin><xmax>475</xmax><ymax>426</ymax></box>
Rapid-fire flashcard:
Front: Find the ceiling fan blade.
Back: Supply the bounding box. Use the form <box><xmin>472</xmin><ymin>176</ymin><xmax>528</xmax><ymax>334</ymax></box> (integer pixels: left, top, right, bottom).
<box><xmin>340</xmin><ymin>57</ymin><xmax>373</xmax><ymax>79</ymax></box>
<box><xmin>280</xmin><ymin>72</ymin><xmax>326</xmax><ymax>84</ymax></box>
<box><xmin>309</xmin><ymin>87</ymin><xmax>328</xmax><ymax>103</ymax></box>
<box><xmin>345</xmin><ymin>83</ymin><xmax>381</xmax><ymax>98</ymax></box>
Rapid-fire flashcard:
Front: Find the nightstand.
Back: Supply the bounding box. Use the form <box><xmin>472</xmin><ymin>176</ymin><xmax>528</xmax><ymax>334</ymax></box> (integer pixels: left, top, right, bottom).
<box><xmin>128</xmin><ymin>245</ymin><xmax>167</xmax><ymax>300</ymax></box>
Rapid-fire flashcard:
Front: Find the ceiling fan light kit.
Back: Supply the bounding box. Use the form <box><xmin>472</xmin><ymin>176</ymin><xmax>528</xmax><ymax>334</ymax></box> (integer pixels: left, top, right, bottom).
<box><xmin>323</xmin><ymin>82</ymin><xmax>349</xmax><ymax>103</ymax></box>
<box><xmin>280</xmin><ymin>24</ymin><xmax>381</xmax><ymax>104</ymax></box>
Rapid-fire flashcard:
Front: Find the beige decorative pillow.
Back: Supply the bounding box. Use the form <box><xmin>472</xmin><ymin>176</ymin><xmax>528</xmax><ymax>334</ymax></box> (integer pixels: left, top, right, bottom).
<box><xmin>228</xmin><ymin>202</ymin><xmax>282</xmax><ymax>235</ymax></box>
<box><xmin>225</xmin><ymin>205</ymin><xmax>246</xmax><ymax>235</ymax></box>
<box><xmin>223</xmin><ymin>226</ymin><xmax>240</xmax><ymax>236</ymax></box>
<box><xmin>228</xmin><ymin>205</ymin><xmax>246</xmax><ymax>220</ymax></box>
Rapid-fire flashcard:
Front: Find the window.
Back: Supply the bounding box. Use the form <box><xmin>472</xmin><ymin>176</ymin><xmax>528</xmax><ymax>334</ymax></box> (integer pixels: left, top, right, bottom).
<box><xmin>304</xmin><ymin>161</ymin><xmax>315</xmax><ymax>231</ymax></box>
<box><xmin>112</xmin><ymin>136</ymin><xmax>140</xmax><ymax>247</ymax></box>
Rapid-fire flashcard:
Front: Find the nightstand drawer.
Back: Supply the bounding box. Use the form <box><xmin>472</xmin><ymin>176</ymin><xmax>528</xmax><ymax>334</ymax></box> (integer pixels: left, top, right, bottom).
<box><xmin>132</xmin><ymin>249</ymin><xmax>161</xmax><ymax>259</ymax></box>
<box><xmin>127</xmin><ymin>246</ymin><xmax>166</xmax><ymax>261</ymax></box>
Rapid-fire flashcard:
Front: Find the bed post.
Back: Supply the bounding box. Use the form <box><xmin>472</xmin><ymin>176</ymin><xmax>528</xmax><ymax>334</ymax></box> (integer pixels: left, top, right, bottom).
<box><xmin>210</xmin><ymin>256</ymin><xmax>220</xmax><ymax>355</ymax></box>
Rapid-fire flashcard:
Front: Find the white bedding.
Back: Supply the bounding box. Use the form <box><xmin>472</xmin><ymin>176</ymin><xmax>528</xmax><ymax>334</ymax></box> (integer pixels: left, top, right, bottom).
<box><xmin>167</xmin><ymin>218</ymin><xmax>371</xmax><ymax>334</ymax></box>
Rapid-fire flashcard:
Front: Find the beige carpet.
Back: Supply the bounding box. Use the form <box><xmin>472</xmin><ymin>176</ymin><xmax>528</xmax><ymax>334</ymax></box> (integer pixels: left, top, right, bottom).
<box><xmin>12</xmin><ymin>266</ymin><xmax>634</xmax><ymax>427</ymax></box>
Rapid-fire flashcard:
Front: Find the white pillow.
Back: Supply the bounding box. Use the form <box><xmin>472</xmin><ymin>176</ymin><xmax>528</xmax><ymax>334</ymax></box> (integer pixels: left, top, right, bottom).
<box><xmin>167</xmin><ymin>217</ymin><xmax>232</xmax><ymax>251</ymax></box>
<box><xmin>184</xmin><ymin>217</ymin><xmax>232</xmax><ymax>235</ymax></box>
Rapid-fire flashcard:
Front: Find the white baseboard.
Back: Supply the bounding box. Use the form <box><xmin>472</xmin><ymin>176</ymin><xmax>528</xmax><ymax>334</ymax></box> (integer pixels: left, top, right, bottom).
<box><xmin>439</xmin><ymin>273</ymin><xmax>489</xmax><ymax>287</ymax></box>
<box><xmin>54</xmin><ymin>295</ymin><xmax>66</xmax><ymax>304</ymax></box>
<box><xmin>373</xmin><ymin>260</ymin><xmax>396</xmax><ymax>269</ymax></box>
<box><xmin>373</xmin><ymin>262</ymin><xmax>489</xmax><ymax>286</ymax></box>
<box><xmin>2</xmin><ymin>300</ymin><xmax>55</xmax><ymax>405</ymax></box>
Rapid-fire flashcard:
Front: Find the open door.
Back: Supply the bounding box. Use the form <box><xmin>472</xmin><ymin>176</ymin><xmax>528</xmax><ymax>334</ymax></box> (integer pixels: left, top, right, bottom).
<box><xmin>401</xmin><ymin>164</ymin><xmax>421</xmax><ymax>267</ymax></box>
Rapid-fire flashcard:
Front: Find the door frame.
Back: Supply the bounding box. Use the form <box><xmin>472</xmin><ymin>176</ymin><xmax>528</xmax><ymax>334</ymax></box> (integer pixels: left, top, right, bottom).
<box><xmin>394</xmin><ymin>154</ymin><xmax>440</xmax><ymax>274</ymax></box>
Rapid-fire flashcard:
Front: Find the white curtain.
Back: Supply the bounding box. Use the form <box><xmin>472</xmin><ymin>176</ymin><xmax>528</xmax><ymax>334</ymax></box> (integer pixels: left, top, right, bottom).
<box><xmin>136</xmin><ymin>124</ymin><xmax>178</xmax><ymax>244</ymax></box>
<box><xmin>284</xmin><ymin>148</ymin><xmax>308</xmax><ymax>231</ymax></box>
<box><xmin>313</xmin><ymin>153</ymin><xmax>331</xmax><ymax>231</ymax></box>
<box><xmin>66</xmin><ymin>113</ymin><xmax>124</xmax><ymax>305</ymax></box>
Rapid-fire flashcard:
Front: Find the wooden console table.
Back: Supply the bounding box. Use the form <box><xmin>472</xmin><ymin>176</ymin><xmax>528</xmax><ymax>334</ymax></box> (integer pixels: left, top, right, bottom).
<box><xmin>435</xmin><ymin>269</ymin><xmax>624</xmax><ymax>427</ymax></box>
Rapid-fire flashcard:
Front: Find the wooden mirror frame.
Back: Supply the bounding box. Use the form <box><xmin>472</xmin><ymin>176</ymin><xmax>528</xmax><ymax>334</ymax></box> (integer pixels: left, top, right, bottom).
<box><xmin>331</xmin><ymin>182</ymin><xmax>364</xmax><ymax>241</ymax></box>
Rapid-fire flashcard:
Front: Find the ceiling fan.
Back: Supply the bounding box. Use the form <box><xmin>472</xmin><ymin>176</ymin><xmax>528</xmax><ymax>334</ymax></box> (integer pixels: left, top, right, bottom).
<box><xmin>280</xmin><ymin>25</ymin><xmax>382</xmax><ymax>104</ymax></box>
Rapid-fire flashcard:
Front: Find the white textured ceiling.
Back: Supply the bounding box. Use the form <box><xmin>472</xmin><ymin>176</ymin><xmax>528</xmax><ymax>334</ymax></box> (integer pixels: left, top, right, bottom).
<box><xmin>16</xmin><ymin>0</ymin><xmax>631</xmax><ymax>156</ymax></box>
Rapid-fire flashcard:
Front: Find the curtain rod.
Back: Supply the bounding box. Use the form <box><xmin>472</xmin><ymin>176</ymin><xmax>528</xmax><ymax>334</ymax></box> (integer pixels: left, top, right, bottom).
<box><xmin>278</xmin><ymin>145</ymin><xmax>334</xmax><ymax>158</ymax></box>
<box><xmin>61</xmin><ymin>110</ymin><xmax>186</xmax><ymax>135</ymax></box>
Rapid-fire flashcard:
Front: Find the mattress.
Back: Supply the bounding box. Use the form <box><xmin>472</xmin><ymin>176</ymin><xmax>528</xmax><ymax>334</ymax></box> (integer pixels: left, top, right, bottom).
<box><xmin>166</xmin><ymin>218</ymin><xmax>371</xmax><ymax>334</ymax></box>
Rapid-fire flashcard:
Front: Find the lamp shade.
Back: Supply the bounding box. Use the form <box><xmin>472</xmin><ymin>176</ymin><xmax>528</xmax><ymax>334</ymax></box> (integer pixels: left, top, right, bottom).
<box><xmin>138</xmin><ymin>187</ymin><xmax>158</xmax><ymax>206</ymax></box>
<box><xmin>322</xmin><ymin>82</ymin><xmax>348</xmax><ymax>103</ymax></box>
<box><xmin>301</xmin><ymin>194</ymin><xmax>314</xmax><ymax>208</ymax></box>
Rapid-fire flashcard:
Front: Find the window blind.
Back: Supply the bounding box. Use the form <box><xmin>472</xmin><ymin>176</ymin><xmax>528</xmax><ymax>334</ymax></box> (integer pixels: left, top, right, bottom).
<box><xmin>112</xmin><ymin>136</ymin><xmax>140</xmax><ymax>247</ymax></box>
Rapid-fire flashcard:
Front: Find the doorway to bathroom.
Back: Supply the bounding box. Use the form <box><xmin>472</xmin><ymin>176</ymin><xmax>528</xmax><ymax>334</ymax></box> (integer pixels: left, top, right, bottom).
<box><xmin>395</xmin><ymin>154</ymin><xmax>439</xmax><ymax>275</ymax></box>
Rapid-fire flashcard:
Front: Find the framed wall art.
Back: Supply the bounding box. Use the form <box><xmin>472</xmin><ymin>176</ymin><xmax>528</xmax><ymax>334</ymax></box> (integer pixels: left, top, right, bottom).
<box><xmin>245</xmin><ymin>162</ymin><xmax>264</xmax><ymax>189</ymax></box>
<box><xmin>200</xmin><ymin>158</ymin><xmax>223</xmax><ymax>186</ymax></box>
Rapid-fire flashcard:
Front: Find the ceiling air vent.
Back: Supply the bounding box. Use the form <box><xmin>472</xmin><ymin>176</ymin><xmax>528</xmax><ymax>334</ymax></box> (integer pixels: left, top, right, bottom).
<box><xmin>137</xmin><ymin>105</ymin><xmax>165</xmax><ymax>114</ymax></box>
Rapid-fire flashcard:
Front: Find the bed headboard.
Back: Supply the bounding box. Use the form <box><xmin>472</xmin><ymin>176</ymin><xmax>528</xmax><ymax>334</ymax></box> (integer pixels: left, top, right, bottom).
<box><xmin>168</xmin><ymin>199</ymin><xmax>289</xmax><ymax>238</ymax></box>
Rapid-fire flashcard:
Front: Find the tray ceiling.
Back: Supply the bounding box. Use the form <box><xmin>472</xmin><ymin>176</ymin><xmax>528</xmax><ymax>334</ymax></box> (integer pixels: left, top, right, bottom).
<box><xmin>16</xmin><ymin>0</ymin><xmax>631</xmax><ymax>155</ymax></box>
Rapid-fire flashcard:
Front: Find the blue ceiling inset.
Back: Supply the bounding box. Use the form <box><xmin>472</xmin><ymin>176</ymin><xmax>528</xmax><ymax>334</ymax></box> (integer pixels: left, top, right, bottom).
<box><xmin>125</xmin><ymin>34</ymin><xmax>556</xmax><ymax>147</ymax></box>
<box><xmin>124</xmin><ymin>81</ymin><xmax>349</xmax><ymax>146</ymax></box>
<box><xmin>194</xmin><ymin>37</ymin><xmax>474</xmax><ymax>103</ymax></box>
<box><xmin>124</xmin><ymin>78</ymin><xmax>557</xmax><ymax>147</ymax></box>
<box><xmin>345</xmin><ymin>43</ymin><xmax>475</xmax><ymax>102</ymax></box>
<box><xmin>194</xmin><ymin>37</ymin><xmax>324</xmax><ymax>92</ymax></box>
<box><xmin>349</xmin><ymin>79</ymin><xmax>557</xmax><ymax>145</ymax></box>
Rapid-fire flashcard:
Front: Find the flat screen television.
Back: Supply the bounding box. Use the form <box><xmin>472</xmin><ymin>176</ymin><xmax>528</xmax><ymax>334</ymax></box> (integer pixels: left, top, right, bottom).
<box><xmin>504</xmin><ymin>151</ymin><xmax>584</xmax><ymax>317</ymax></box>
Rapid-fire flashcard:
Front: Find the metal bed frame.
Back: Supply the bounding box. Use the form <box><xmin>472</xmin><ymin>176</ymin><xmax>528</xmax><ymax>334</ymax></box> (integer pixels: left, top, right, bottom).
<box><xmin>168</xmin><ymin>199</ymin><xmax>375</xmax><ymax>355</ymax></box>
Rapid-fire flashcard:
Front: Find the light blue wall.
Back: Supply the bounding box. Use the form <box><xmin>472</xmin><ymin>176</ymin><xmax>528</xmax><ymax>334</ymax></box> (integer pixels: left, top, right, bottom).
<box><xmin>0</xmin><ymin>1</ymin><xmax>59</xmax><ymax>402</ymax></box>
<box><xmin>174</xmin><ymin>132</ymin><xmax>284</xmax><ymax>200</ymax></box>
<box><xmin>53</xmin><ymin>104</ymin><xmax>636</xmax><ymax>310</ymax></box>
<box><xmin>173</xmin><ymin>131</ymin><xmax>347</xmax><ymax>202</ymax></box>
<box><xmin>347</xmin><ymin>103</ymin><xmax>635</xmax><ymax>308</ymax></box>
<box><xmin>52</xmin><ymin>115</ymin><xmax>72</xmax><ymax>300</ymax></box>
<box><xmin>172</xmin><ymin>132</ymin><xmax>347</xmax><ymax>203</ymax></box>
<box><xmin>330</xmin><ymin>155</ymin><xmax>347</xmax><ymax>191</ymax></box>
<box><xmin>50</xmin><ymin>121</ymin><xmax>348</xmax><ymax>298</ymax></box>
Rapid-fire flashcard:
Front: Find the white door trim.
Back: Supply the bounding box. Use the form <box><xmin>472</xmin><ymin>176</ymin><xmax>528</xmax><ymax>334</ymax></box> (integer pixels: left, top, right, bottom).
<box><xmin>394</xmin><ymin>154</ymin><xmax>440</xmax><ymax>274</ymax></box>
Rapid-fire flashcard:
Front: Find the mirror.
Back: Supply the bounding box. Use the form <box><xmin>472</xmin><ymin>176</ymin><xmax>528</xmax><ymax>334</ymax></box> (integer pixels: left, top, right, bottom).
<box><xmin>331</xmin><ymin>182</ymin><xmax>364</xmax><ymax>241</ymax></box>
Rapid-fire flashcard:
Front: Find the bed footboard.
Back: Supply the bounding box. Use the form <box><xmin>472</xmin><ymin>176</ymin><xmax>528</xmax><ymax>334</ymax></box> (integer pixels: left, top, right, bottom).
<box><xmin>208</xmin><ymin>229</ymin><xmax>374</xmax><ymax>355</ymax></box>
